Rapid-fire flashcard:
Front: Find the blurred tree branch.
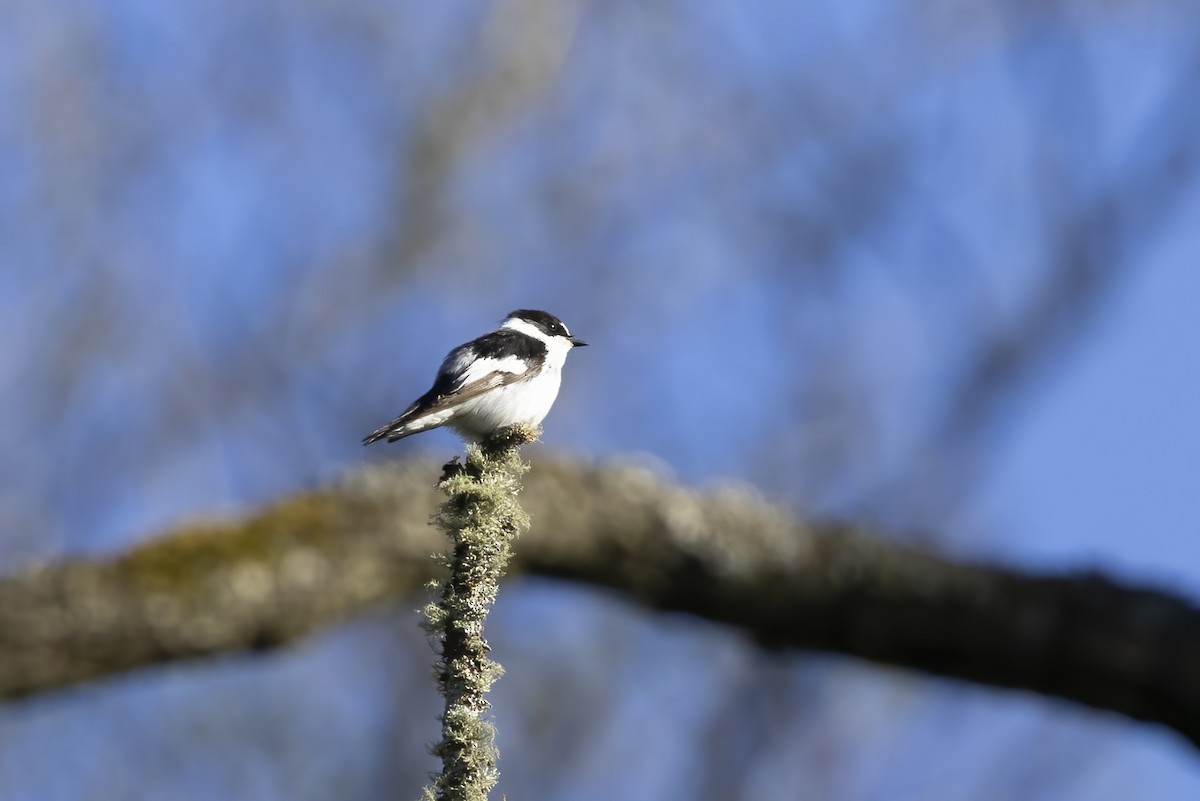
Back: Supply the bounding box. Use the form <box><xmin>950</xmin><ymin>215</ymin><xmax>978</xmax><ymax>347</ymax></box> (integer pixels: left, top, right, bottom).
<box><xmin>2</xmin><ymin>457</ymin><xmax>1199</xmax><ymax>748</ymax></box>
<box><xmin>884</xmin><ymin>41</ymin><xmax>1200</xmax><ymax>527</ymax></box>
<box><xmin>379</xmin><ymin>0</ymin><xmax>582</xmax><ymax>280</ymax></box>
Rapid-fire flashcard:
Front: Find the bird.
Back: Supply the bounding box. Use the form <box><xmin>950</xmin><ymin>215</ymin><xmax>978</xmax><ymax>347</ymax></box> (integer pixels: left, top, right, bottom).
<box><xmin>363</xmin><ymin>309</ymin><xmax>587</xmax><ymax>445</ymax></box>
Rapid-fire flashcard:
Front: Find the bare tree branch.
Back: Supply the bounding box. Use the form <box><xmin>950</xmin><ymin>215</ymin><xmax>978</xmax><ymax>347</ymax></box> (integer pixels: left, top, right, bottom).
<box><xmin>2</xmin><ymin>458</ymin><xmax>1198</xmax><ymax>748</ymax></box>
<box><xmin>884</xmin><ymin>43</ymin><xmax>1200</xmax><ymax>526</ymax></box>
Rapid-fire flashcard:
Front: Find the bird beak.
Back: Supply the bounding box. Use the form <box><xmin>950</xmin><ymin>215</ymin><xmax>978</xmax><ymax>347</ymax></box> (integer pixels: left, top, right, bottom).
<box><xmin>570</xmin><ymin>337</ymin><xmax>588</xmax><ymax>348</ymax></box>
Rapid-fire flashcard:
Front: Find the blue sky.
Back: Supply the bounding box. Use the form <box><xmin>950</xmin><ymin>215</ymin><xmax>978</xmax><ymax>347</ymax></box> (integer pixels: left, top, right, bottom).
<box><xmin>977</xmin><ymin>226</ymin><xmax>1200</xmax><ymax>578</ymax></box>
<box><xmin>1</xmin><ymin>2</ymin><xmax>1199</xmax><ymax>799</ymax></box>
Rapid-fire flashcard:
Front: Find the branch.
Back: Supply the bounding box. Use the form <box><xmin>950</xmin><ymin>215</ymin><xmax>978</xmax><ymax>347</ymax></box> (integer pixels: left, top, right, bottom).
<box><xmin>2</xmin><ymin>457</ymin><xmax>1198</xmax><ymax>748</ymax></box>
<box><xmin>424</xmin><ymin>426</ymin><xmax>536</xmax><ymax>801</ymax></box>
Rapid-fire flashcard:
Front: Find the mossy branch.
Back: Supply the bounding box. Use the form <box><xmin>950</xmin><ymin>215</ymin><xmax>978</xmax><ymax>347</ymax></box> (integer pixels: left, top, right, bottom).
<box><xmin>422</xmin><ymin>424</ymin><xmax>538</xmax><ymax>801</ymax></box>
<box><xmin>2</xmin><ymin>457</ymin><xmax>1200</xmax><ymax>748</ymax></box>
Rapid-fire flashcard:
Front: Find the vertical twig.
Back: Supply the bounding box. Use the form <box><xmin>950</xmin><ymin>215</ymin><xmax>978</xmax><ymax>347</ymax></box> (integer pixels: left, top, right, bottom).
<box><xmin>422</xmin><ymin>424</ymin><xmax>538</xmax><ymax>801</ymax></box>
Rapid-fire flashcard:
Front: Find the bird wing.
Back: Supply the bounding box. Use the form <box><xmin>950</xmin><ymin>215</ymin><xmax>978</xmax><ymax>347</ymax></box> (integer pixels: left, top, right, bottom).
<box><xmin>362</xmin><ymin>347</ymin><xmax>537</xmax><ymax>444</ymax></box>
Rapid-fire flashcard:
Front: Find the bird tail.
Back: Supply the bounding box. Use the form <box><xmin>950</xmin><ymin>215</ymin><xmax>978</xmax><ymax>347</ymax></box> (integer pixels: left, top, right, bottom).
<box><xmin>362</xmin><ymin>405</ymin><xmax>422</xmax><ymax>445</ymax></box>
<box><xmin>362</xmin><ymin>423</ymin><xmax>403</xmax><ymax>445</ymax></box>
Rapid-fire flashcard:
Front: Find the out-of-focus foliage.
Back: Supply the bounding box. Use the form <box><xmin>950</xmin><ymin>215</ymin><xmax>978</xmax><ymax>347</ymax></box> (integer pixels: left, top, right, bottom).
<box><xmin>1</xmin><ymin>1</ymin><xmax>1199</xmax><ymax>800</ymax></box>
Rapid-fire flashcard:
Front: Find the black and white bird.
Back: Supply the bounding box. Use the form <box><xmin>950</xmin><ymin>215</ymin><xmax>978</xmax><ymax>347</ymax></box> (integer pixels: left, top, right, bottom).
<box><xmin>363</xmin><ymin>309</ymin><xmax>587</xmax><ymax>445</ymax></box>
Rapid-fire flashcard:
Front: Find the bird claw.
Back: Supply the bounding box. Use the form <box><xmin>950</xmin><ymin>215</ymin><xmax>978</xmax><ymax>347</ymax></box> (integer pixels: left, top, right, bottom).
<box><xmin>439</xmin><ymin>457</ymin><xmax>466</xmax><ymax>483</ymax></box>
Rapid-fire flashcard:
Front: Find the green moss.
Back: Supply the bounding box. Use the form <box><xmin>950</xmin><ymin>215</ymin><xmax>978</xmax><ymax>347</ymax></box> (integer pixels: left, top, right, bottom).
<box><xmin>423</xmin><ymin>426</ymin><xmax>536</xmax><ymax>801</ymax></box>
<box><xmin>114</xmin><ymin>495</ymin><xmax>344</xmax><ymax>594</ymax></box>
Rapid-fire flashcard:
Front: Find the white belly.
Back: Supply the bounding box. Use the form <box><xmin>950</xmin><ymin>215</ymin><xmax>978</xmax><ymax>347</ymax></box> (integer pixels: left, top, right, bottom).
<box><xmin>448</xmin><ymin>368</ymin><xmax>563</xmax><ymax>439</ymax></box>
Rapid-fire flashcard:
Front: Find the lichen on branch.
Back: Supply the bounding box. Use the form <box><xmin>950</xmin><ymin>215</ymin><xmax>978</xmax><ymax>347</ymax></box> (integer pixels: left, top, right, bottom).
<box><xmin>422</xmin><ymin>423</ymin><xmax>538</xmax><ymax>801</ymax></box>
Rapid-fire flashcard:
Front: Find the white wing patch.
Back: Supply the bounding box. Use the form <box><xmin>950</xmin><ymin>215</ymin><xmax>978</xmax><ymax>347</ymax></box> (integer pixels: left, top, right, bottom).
<box><xmin>457</xmin><ymin>355</ymin><xmax>529</xmax><ymax>386</ymax></box>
